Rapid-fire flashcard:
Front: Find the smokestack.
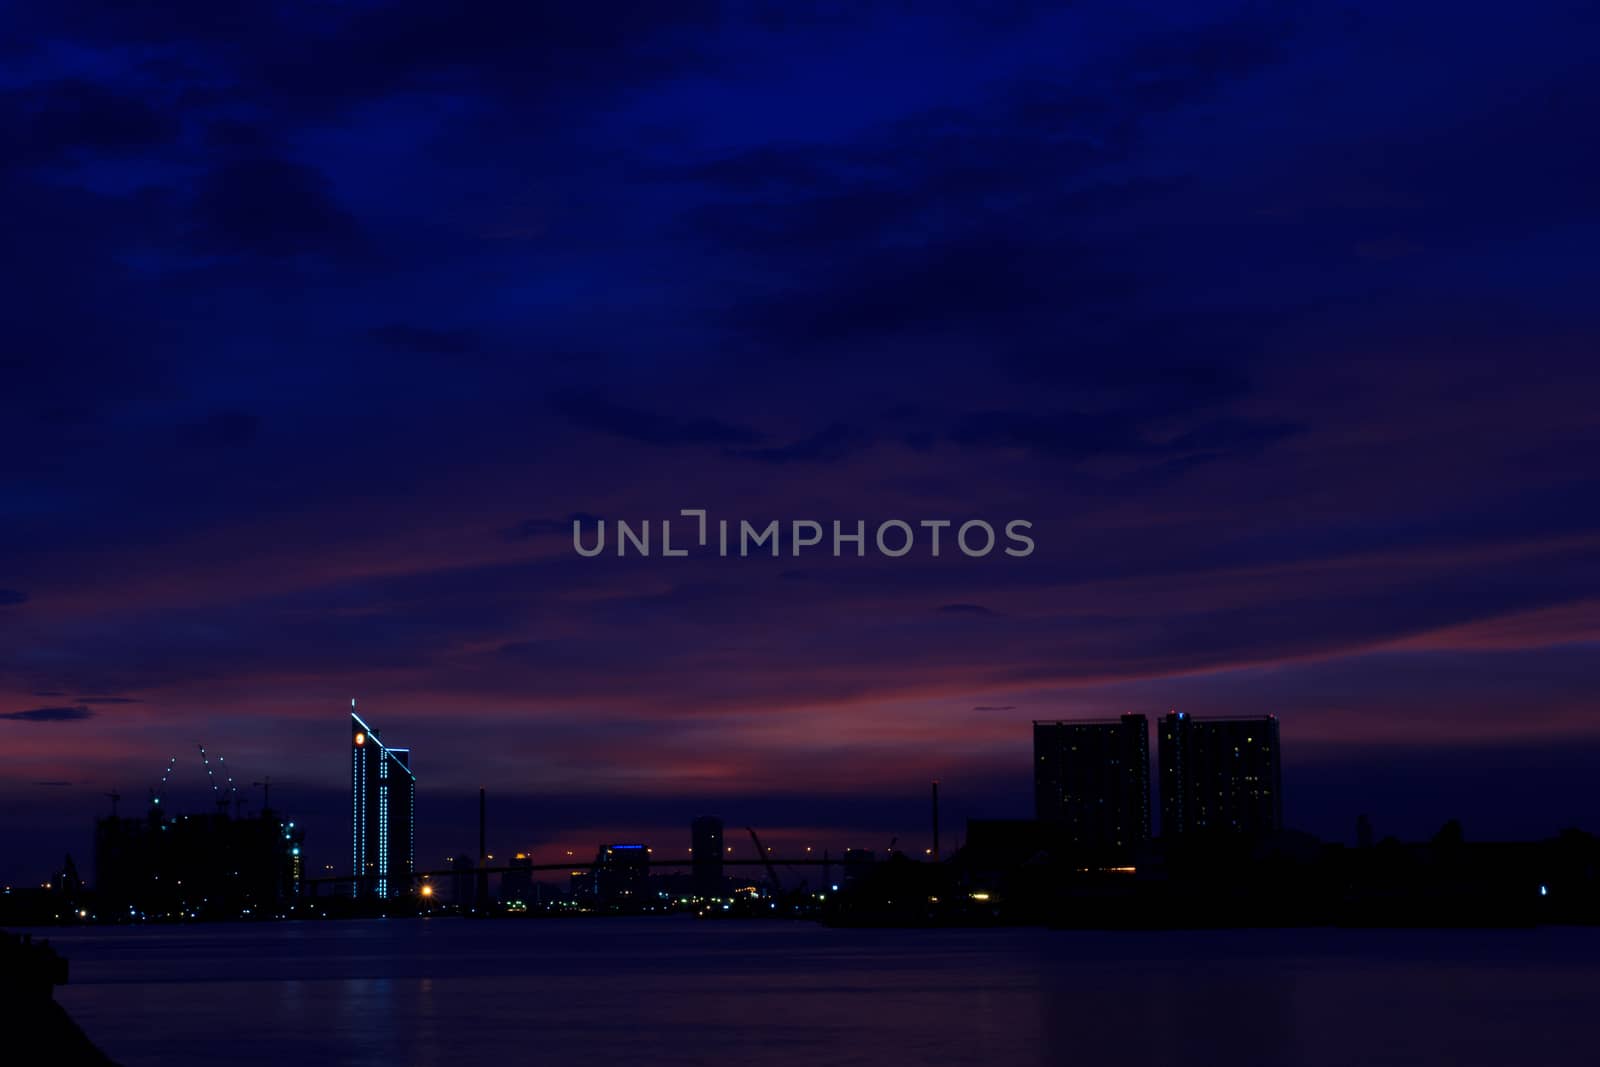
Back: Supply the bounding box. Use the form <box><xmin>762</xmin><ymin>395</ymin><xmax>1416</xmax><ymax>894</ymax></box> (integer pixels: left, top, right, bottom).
<box><xmin>475</xmin><ymin>786</ymin><xmax>490</xmax><ymax>913</ymax></box>
<box><xmin>931</xmin><ymin>779</ymin><xmax>940</xmax><ymax>861</ymax></box>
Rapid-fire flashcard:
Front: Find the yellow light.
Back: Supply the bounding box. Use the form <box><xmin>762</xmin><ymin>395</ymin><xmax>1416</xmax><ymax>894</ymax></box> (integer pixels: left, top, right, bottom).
<box><xmin>354</xmin><ymin>732</ymin><xmax>366</xmax><ymax>746</ymax></box>
<box><xmin>970</xmin><ymin>891</ymin><xmax>991</xmax><ymax>901</ymax></box>
<box><xmin>420</xmin><ymin>885</ymin><xmax>434</xmax><ymax>898</ymax></box>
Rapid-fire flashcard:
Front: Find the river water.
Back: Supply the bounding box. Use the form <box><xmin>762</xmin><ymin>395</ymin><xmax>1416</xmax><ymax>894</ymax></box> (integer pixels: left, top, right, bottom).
<box><xmin>27</xmin><ymin>919</ymin><xmax>1600</xmax><ymax>1066</ymax></box>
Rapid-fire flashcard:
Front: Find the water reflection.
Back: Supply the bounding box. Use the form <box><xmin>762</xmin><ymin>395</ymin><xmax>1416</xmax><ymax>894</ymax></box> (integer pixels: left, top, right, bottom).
<box><xmin>30</xmin><ymin>920</ymin><xmax>1600</xmax><ymax>1067</ymax></box>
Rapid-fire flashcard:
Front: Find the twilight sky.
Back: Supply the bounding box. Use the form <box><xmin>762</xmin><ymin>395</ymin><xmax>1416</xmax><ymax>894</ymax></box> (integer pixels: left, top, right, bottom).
<box><xmin>2</xmin><ymin>1</ymin><xmax>1598</xmax><ymax>886</ymax></box>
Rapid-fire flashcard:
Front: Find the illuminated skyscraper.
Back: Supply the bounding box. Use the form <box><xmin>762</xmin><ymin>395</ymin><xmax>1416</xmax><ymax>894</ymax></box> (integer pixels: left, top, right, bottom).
<box><xmin>1033</xmin><ymin>714</ymin><xmax>1151</xmax><ymax>859</ymax></box>
<box><xmin>351</xmin><ymin>704</ymin><xmax>415</xmax><ymax>898</ymax></box>
<box><xmin>1159</xmin><ymin>711</ymin><xmax>1281</xmax><ymax>840</ymax></box>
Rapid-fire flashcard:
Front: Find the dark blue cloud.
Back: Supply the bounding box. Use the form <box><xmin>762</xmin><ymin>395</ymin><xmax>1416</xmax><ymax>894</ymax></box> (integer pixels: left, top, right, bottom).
<box><xmin>2</xmin><ymin>705</ymin><xmax>93</xmax><ymax>722</ymax></box>
<box><xmin>193</xmin><ymin>158</ymin><xmax>364</xmax><ymax>258</ymax></box>
<box><xmin>505</xmin><ymin>513</ymin><xmax>604</xmax><ymax>540</ymax></box>
<box><xmin>12</xmin><ymin>79</ymin><xmax>176</xmax><ymax>161</ymax></box>
<box><xmin>371</xmin><ymin>324</ymin><xmax>480</xmax><ymax>355</ymax></box>
<box><xmin>178</xmin><ymin>411</ymin><xmax>261</xmax><ymax>449</ymax></box>
<box><xmin>726</xmin><ymin>423</ymin><xmax>869</xmax><ymax>465</ymax></box>
<box><xmin>552</xmin><ymin>391</ymin><xmax>763</xmax><ymax>447</ymax></box>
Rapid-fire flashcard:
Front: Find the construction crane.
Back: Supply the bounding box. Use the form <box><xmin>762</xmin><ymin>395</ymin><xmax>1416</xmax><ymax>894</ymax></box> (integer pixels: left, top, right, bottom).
<box><xmin>104</xmin><ymin>790</ymin><xmax>121</xmax><ymax>817</ymax></box>
<box><xmin>150</xmin><ymin>755</ymin><xmax>179</xmax><ymax>811</ymax></box>
<box><xmin>148</xmin><ymin>746</ymin><xmax>242</xmax><ymax>816</ymax></box>
<box><xmin>253</xmin><ymin>777</ymin><xmax>272</xmax><ymax>812</ymax></box>
<box><xmin>746</xmin><ymin>827</ymin><xmax>784</xmax><ymax>896</ymax></box>
<box><xmin>197</xmin><ymin>744</ymin><xmax>236</xmax><ymax>814</ymax></box>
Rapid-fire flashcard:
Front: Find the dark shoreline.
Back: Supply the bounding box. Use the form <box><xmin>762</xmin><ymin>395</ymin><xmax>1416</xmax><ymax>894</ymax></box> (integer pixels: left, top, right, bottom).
<box><xmin>2</xmin><ymin>930</ymin><xmax>119</xmax><ymax>1067</ymax></box>
<box><xmin>32</xmin><ymin>999</ymin><xmax>120</xmax><ymax>1067</ymax></box>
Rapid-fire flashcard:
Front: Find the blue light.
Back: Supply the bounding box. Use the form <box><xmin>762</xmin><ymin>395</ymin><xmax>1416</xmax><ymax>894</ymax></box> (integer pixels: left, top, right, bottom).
<box><xmin>1539</xmin><ymin>885</ymin><xmax>1549</xmax><ymax>897</ymax></box>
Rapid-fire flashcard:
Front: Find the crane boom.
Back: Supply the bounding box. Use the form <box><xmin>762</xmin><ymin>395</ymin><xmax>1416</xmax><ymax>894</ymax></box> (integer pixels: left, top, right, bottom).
<box><xmin>150</xmin><ymin>746</ymin><xmax>244</xmax><ymax>815</ymax></box>
<box><xmin>746</xmin><ymin>827</ymin><xmax>783</xmax><ymax>895</ymax></box>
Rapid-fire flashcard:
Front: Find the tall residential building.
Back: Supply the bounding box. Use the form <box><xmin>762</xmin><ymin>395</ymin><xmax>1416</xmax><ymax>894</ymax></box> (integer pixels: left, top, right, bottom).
<box><xmin>1159</xmin><ymin>711</ymin><xmax>1281</xmax><ymax>840</ymax></box>
<box><xmin>691</xmin><ymin>816</ymin><xmax>725</xmax><ymax>898</ymax></box>
<box><xmin>594</xmin><ymin>843</ymin><xmax>650</xmax><ymax>906</ymax></box>
<box><xmin>351</xmin><ymin>705</ymin><xmax>415</xmax><ymax>898</ymax></box>
<box><xmin>1033</xmin><ymin>715</ymin><xmax>1151</xmax><ymax>858</ymax></box>
<box><xmin>501</xmin><ymin>853</ymin><xmax>536</xmax><ymax>907</ymax></box>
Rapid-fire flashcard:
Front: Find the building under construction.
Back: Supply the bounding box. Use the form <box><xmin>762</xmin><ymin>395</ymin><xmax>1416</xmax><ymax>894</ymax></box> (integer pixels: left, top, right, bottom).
<box><xmin>93</xmin><ymin>747</ymin><xmax>303</xmax><ymax>921</ymax></box>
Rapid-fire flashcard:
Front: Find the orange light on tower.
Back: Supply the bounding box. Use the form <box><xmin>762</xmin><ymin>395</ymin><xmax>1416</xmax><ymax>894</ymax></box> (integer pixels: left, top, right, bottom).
<box><xmin>354</xmin><ymin>732</ymin><xmax>365</xmax><ymax>745</ymax></box>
